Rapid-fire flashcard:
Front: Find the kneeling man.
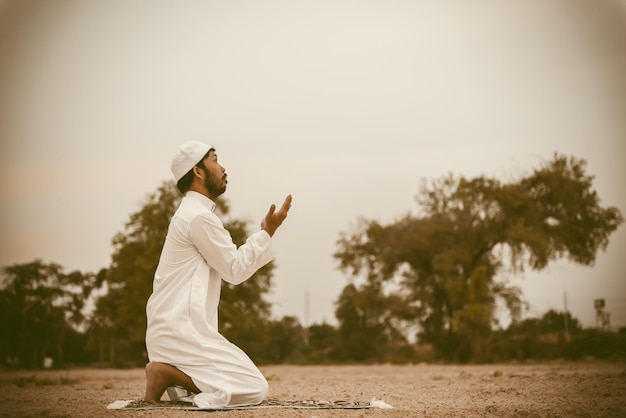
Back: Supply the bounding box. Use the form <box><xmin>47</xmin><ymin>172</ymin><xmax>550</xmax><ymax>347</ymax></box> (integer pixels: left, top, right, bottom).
<box><xmin>144</xmin><ymin>140</ymin><xmax>292</xmax><ymax>407</ymax></box>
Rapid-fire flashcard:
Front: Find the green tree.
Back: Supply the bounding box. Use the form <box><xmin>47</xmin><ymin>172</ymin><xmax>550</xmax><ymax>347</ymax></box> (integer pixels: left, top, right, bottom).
<box><xmin>334</xmin><ymin>282</ymin><xmax>415</xmax><ymax>362</ymax></box>
<box><xmin>334</xmin><ymin>154</ymin><xmax>622</xmax><ymax>362</ymax></box>
<box><xmin>303</xmin><ymin>322</ymin><xmax>342</xmax><ymax>364</ymax></box>
<box><xmin>0</xmin><ymin>260</ymin><xmax>97</xmax><ymax>368</ymax></box>
<box><xmin>501</xmin><ymin>310</ymin><xmax>584</xmax><ymax>360</ymax></box>
<box><xmin>537</xmin><ymin>309</ymin><xmax>582</xmax><ymax>336</ymax></box>
<box><xmin>262</xmin><ymin>316</ymin><xmax>307</xmax><ymax>364</ymax></box>
<box><xmin>450</xmin><ymin>266</ymin><xmax>495</xmax><ymax>362</ymax></box>
<box><xmin>90</xmin><ymin>182</ymin><xmax>181</xmax><ymax>365</ymax></box>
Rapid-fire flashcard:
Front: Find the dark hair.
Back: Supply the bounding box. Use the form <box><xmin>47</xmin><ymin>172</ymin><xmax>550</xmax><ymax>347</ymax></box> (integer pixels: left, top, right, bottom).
<box><xmin>175</xmin><ymin>150</ymin><xmax>212</xmax><ymax>194</ymax></box>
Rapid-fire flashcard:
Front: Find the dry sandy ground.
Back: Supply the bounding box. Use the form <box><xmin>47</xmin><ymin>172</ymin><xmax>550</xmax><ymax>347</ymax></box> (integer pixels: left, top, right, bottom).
<box><xmin>0</xmin><ymin>361</ymin><xmax>624</xmax><ymax>417</ymax></box>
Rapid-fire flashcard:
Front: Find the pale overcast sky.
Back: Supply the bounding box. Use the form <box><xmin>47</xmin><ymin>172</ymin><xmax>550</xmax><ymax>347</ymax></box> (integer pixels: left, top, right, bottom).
<box><xmin>1</xmin><ymin>0</ymin><xmax>625</xmax><ymax>329</ymax></box>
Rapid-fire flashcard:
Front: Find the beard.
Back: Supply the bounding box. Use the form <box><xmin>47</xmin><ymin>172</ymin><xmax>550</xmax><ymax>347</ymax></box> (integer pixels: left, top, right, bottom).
<box><xmin>203</xmin><ymin>168</ymin><xmax>227</xmax><ymax>198</ymax></box>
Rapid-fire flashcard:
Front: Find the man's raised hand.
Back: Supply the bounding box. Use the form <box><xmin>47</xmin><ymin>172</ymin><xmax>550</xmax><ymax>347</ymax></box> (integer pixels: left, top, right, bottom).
<box><xmin>261</xmin><ymin>195</ymin><xmax>292</xmax><ymax>237</ymax></box>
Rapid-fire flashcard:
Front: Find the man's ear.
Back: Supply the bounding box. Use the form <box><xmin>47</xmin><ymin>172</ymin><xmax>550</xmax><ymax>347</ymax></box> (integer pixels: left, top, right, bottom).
<box><xmin>193</xmin><ymin>166</ymin><xmax>203</xmax><ymax>178</ymax></box>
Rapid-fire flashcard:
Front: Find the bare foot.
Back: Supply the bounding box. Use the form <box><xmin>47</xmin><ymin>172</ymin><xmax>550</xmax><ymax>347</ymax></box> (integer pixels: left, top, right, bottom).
<box><xmin>144</xmin><ymin>362</ymin><xmax>168</xmax><ymax>404</ymax></box>
<box><xmin>144</xmin><ymin>362</ymin><xmax>201</xmax><ymax>404</ymax></box>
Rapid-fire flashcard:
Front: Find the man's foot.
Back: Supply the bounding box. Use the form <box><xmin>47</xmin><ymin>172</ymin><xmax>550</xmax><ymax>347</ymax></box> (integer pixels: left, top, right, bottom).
<box><xmin>144</xmin><ymin>362</ymin><xmax>201</xmax><ymax>404</ymax></box>
<box><xmin>144</xmin><ymin>362</ymin><xmax>168</xmax><ymax>404</ymax></box>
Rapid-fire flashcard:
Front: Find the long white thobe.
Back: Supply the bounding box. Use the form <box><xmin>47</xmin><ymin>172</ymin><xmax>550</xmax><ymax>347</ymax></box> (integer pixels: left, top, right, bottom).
<box><xmin>145</xmin><ymin>191</ymin><xmax>273</xmax><ymax>407</ymax></box>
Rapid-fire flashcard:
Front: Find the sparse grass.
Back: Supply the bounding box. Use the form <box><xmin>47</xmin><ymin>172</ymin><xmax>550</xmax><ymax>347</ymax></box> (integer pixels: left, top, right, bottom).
<box><xmin>0</xmin><ymin>373</ymin><xmax>79</xmax><ymax>387</ymax></box>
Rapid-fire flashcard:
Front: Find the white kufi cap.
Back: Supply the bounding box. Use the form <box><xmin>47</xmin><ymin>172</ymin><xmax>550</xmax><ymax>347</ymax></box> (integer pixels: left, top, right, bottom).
<box><xmin>170</xmin><ymin>141</ymin><xmax>213</xmax><ymax>182</ymax></box>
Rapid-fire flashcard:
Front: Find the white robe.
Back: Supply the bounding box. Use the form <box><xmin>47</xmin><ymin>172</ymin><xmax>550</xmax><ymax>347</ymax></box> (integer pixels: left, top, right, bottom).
<box><xmin>146</xmin><ymin>191</ymin><xmax>273</xmax><ymax>407</ymax></box>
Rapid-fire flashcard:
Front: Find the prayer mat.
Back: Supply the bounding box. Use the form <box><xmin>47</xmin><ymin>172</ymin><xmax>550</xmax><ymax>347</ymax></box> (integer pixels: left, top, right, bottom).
<box><xmin>107</xmin><ymin>398</ymin><xmax>393</xmax><ymax>411</ymax></box>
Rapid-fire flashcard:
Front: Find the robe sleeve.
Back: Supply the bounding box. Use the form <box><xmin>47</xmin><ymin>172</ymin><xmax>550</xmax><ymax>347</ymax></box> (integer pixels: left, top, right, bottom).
<box><xmin>188</xmin><ymin>212</ymin><xmax>274</xmax><ymax>285</ymax></box>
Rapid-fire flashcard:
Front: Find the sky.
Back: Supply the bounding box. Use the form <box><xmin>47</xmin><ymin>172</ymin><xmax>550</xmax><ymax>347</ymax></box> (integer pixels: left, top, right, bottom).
<box><xmin>1</xmin><ymin>0</ymin><xmax>625</xmax><ymax>330</ymax></box>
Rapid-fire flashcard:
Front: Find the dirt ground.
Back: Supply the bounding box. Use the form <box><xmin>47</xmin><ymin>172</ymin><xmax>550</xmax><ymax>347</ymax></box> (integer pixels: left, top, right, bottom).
<box><xmin>0</xmin><ymin>361</ymin><xmax>624</xmax><ymax>417</ymax></box>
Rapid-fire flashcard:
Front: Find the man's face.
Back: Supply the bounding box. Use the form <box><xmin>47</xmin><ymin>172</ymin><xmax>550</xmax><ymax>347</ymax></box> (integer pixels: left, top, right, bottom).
<box><xmin>199</xmin><ymin>150</ymin><xmax>227</xmax><ymax>198</ymax></box>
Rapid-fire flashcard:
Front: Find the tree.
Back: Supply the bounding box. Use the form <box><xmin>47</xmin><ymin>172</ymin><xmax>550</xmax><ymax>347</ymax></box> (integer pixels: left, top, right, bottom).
<box><xmin>302</xmin><ymin>322</ymin><xmax>342</xmax><ymax>364</ymax></box>
<box><xmin>334</xmin><ymin>282</ymin><xmax>415</xmax><ymax>363</ymax></box>
<box><xmin>501</xmin><ymin>310</ymin><xmax>584</xmax><ymax>360</ymax></box>
<box><xmin>263</xmin><ymin>316</ymin><xmax>307</xmax><ymax>364</ymax></box>
<box><xmin>91</xmin><ymin>181</ymin><xmax>276</xmax><ymax>365</ymax></box>
<box><xmin>89</xmin><ymin>182</ymin><xmax>181</xmax><ymax>365</ymax></box>
<box><xmin>0</xmin><ymin>260</ymin><xmax>97</xmax><ymax>368</ymax></box>
<box><xmin>334</xmin><ymin>154</ymin><xmax>623</xmax><ymax>362</ymax></box>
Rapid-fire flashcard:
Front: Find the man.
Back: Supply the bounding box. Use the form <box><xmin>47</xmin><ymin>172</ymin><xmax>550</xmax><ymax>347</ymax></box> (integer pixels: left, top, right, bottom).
<box><xmin>144</xmin><ymin>140</ymin><xmax>292</xmax><ymax>407</ymax></box>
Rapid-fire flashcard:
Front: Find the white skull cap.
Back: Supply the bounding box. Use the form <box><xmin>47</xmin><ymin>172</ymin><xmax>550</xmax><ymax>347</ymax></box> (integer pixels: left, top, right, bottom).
<box><xmin>170</xmin><ymin>141</ymin><xmax>213</xmax><ymax>182</ymax></box>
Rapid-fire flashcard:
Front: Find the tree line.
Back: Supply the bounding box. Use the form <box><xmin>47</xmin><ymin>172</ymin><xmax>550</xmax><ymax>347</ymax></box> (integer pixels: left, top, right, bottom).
<box><xmin>1</xmin><ymin>153</ymin><xmax>623</xmax><ymax>369</ymax></box>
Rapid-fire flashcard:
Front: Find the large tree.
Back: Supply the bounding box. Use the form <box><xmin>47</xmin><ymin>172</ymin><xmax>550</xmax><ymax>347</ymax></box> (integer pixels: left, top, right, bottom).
<box><xmin>91</xmin><ymin>181</ymin><xmax>275</xmax><ymax>365</ymax></box>
<box><xmin>334</xmin><ymin>154</ymin><xmax>623</xmax><ymax>362</ymax></box>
